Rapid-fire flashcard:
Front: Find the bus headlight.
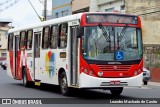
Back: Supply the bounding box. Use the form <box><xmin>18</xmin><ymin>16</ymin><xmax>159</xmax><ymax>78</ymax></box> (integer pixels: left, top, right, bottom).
<box><xmin>84</xmin><ymin>69</ymin><xmax>88</xmax><ymax>73</ymax></box>
<box><xmin>89</xmin><ymin>71</ymin><xmax>93</xmax><ymax>75</ymax></box>
<box><xmin>138</xmin><ymin>69</ymin><xmax>141</xmax><ymax>73</ymax></box>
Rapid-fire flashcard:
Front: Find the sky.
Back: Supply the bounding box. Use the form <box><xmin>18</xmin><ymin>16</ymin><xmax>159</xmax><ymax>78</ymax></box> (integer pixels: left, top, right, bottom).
<box><xmin>0</xmin><ymin>0</ymin><xmax>52</xmax><ymax>27</ymax></box>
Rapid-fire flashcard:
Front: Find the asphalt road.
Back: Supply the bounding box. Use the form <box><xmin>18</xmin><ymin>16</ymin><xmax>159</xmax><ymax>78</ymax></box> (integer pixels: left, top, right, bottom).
<box><xmin>0</xmin><ymin>67</ymin><xmax>160</xmax><ymax>107</ymax></box>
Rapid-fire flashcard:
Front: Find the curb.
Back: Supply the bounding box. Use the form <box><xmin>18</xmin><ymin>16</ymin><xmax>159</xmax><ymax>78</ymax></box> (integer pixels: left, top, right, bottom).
<box><xmin>148</xmin><ymin>81</ymin><xmax>160</xmax><ymax>86</ymax></box>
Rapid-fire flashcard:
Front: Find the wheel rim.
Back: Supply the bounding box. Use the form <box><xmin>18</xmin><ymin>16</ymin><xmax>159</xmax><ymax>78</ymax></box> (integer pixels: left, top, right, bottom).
<box><xmin>60</xmin><ymin>76</ymin><xmax>67</xmax><ymax>93</ymax></box>
<box><xmin>23</xmin><ymin>73</ymin><xmax>27</xmax><ymax>85</ymax></box>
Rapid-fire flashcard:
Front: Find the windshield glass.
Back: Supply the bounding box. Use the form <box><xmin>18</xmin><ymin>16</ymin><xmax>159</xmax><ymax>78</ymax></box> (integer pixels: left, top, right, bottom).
<box><xmin>82</xmin><ymin>26</ymin><xmax>142</xmax><ymax>61</ymax></box>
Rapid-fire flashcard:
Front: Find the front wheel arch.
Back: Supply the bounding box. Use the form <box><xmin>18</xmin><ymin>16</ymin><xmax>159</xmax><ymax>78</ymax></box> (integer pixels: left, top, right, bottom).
<box><xmin>58</xmin><ymin>69</ymin><xmax>70</xmax><ymax>96</ymax></box>
<box><xmin>22</xmin><ymin>67</ymin><xmax>31</xmax><ymax>87</ymax></box>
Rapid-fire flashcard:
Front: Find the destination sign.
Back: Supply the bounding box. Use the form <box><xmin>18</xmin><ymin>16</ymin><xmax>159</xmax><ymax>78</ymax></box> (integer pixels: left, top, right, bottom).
<box><xmin>86</xmin><ymin>14</ymin><xmax>138</xmax><ymax>24</ymax></box>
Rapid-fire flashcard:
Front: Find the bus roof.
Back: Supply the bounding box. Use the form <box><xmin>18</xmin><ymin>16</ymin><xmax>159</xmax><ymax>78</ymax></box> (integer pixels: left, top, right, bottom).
<box><xmin>8</xmin><ymin>12</ymin><xmax>139</xmax><ymax>33</ymax></box>
<box><xmin>8</xmin><ymin>13</ymin><xmax>83</xmax><ymax>33</ymax></box>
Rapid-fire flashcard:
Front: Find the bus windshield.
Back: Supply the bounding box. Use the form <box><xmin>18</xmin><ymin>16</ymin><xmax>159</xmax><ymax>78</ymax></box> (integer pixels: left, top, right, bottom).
<box><xmin>82</xmin><ymin>26</ymin><xmax>143</xmax><ymax>61</ymax></box>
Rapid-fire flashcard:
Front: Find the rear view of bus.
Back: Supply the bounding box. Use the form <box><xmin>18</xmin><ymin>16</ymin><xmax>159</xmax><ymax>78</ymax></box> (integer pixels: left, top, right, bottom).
<box><xmin>79</xmin><ymin>13</ymin><xmax>143</xmax><ymax>96</ymax></box>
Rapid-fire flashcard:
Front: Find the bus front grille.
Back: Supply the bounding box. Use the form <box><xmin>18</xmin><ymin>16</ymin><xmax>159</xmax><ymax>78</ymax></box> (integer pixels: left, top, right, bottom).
<box><xmin>97</xmin><ymin>65</ymin><xmax>131</xmax><ymax>72</ymax></box>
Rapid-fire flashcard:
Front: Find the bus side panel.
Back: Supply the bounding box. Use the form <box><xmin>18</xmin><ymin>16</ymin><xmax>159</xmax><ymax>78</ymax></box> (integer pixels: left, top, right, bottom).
<box><xmin>39</xmin><ymin>49</ymin><xmax>66</xmax><ymax>85</ymax></box>
<box><xmin>16</xmin><ymin>51</ymin><xmax>22</xmax><ymax>80</ymax></box>
<box><xmin>21</xmin><ymin>50</ymin><xmax>33</xmax><ymax>81</ymax></box>
<box><xmin>7</xmin><ymin>51</ymin><xmax>14</xmax><ymax>78</ymax></box>
<box><xmin>26</xmin><ymin>51</ymin><xmax>34</xmax><ymax>82</ymax></box>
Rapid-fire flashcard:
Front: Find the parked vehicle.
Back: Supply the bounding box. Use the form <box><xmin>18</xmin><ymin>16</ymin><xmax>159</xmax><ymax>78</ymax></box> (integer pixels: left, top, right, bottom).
<box><xmin>1</xmin><ymin>60</ymin><xmax>7</xmax><ymax>70</ymax></box>
<box><xmin>143</xmin><ymin>68</ymin><xmax>150</xmax><ymax>85</ymax></box>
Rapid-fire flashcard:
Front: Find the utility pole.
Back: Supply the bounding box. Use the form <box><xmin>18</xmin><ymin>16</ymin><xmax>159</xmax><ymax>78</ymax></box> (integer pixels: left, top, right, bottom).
<box><xmin>43</xmin><ymin>0</ymin><xmax>47</xmax><ymax>21</ymax></box>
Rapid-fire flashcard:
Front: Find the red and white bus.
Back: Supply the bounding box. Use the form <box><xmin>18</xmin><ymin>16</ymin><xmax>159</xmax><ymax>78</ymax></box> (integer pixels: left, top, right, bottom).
<box><xmin>7</xmin><ymin>12</ymin><xmax>143</xmax><ymax>96</ymax></box>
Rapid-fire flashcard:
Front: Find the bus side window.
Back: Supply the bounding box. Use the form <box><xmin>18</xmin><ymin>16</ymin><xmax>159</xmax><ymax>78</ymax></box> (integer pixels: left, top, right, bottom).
<box><xmin>42</xmin><ymin>26</ymin><xmax>50</xmax><ymax>49</ymax></box>
<box><xmin>20</xmin><ymin>31</ymin><xmax>26</xmax><ymax>50</ymax></box>
<box><xmin>50</xmin><ymin>25</ymin><xmax>58</xmax><ymax>49</ymax></box>
<box><xmin>26</xmin><ymin>30</ymin><xmax>33</xmax><ymax>49</ymax></box>
<box><xmin>59</xmin><ymin>23</ymin><xmax>68</xmax><ymax>48</ymax></box>
<box><xmin>8</xmin><ymin>33</ymin><xmax>14</xmax><ymax>51</ymax></box>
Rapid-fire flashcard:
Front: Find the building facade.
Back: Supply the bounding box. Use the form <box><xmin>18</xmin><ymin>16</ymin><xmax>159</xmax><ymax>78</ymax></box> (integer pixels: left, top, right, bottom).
<box><xmin>52</xmin><ymin>0</ymin><xmax>72</xmax><ymax>18</ymax></box>
<box><xmin>125</xmin><ymin>0</ymin><xmax>160</xmax><ymax>68</ymax></box>
<box><xmin>125</xmin><ymin>0</ymin><xmax>160</xmax><ymax>47</ymax></box>
<box><xmin>90</xmin><ymin>0</ymin><xmax>125</xmax><ymax>13</ymax></box>
<box><xmin>72</xmin><ymin>0</ymin><xmax>90</xmax><ymax>14</ymax></box>
<box><xmin>72</xmin><ymin>0</ymin><xmax>125</xmax><ymax>13</ymax></box>
<box><xmin>0</xmin><ymin>19</ymin><xmax>12</xmax><ymax>60</ymax></box>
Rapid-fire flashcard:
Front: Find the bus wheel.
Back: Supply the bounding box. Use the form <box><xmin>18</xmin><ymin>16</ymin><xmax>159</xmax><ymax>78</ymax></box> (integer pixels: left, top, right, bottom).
<box><xmin>110</xmin><ymin>87</ymin><xmax>123</xmax><ymax>96</ymax></box>
<box><xmin>59</xmin><ymin>72</ymin><xmax>69</xmax><ymax>96</ymax></box>
<box><xmin>22</xmin><ymin>68</ymin><xmax>30</xmax><ymax>87</ymax></box>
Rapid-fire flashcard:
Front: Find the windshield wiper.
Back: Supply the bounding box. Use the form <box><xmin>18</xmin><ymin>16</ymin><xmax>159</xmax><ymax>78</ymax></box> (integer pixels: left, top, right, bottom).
<box><xmin>98</xmin><ymin>23</ymin><xmax>110</xmax><ymax>41</ymax></box>
<box><xmin>117</xmin><ymin>26</ymin><xmax>128</xmax><ymax>42</ymax></box>
<box><xmin>116</xmin><ymin>26</ymin><xmax>128</xmax><ymax>51</ymax></box>
<box><xmin>98</xmin><ymin>23</ymin><xmax>112</xmax><ymax>53</ymax></box>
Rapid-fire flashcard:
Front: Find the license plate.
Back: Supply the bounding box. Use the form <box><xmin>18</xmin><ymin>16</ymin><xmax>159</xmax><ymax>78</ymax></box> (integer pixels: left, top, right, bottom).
<box><xmin>35</xmin><ymin>82</ymin><xmax>41</xmax><ymax>86</ymax></box>
<box><xmin>110</xmin><ymin>81</ymin><xmax>120</xmax><ymax>85</ymax></box>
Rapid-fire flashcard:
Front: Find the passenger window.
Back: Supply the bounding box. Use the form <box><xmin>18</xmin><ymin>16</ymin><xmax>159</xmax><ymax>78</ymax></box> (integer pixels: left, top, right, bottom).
<box><xmin>59</xmin><ymin>23</ymin><xmax>68</xmax><ymax>48</ymax></box>
<box><xmin>50</xmin><ymin>25</ymin><xmax>58</xmax><ymax>49</ymax></box>
<box><xmin>42</xmin><ymin>27</ymin><xmax>50</xmax><ymax>49</ymax></box>
<box><xmin>20</xmin><ymin>31</ymin><xmax>26</xmax><ymax>50</ymax></box>
<box><xmin>8</xmin><ymin>33</ymin><xmax>14</xmax><ymax>51</ymax></box>
<box><xmin>26</xmin><ymin>30</ymin><xmax>33</xmax><ymax>49</ymax></box>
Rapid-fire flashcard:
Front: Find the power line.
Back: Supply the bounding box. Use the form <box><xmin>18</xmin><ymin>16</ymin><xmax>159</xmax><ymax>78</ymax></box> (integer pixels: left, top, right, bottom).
<box><xmin>0</xmin><ymin>0</ymin><xmax>12</xmax><ymax>6</ymax></box>
<box><xmin>0</xmin><ymin>0</ymin><xmax>21</xmax><ymax>12</ymax></box>
<box><xmin>39</xmin><ymin>0</ymin><xmax>44</xmax><ymax>5</ymax></box>
<box><xmin>27</xmin><ymin>0</ymin><xmax>43</xmax><ymax>22</ymax></box>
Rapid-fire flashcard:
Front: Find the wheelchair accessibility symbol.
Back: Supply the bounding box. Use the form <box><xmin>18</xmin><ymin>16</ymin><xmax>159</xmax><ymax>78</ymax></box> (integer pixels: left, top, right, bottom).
<box><xmin>116</xmin><ymin>51</ymin><xmax>124</xmax><ymax>60</ymax></box>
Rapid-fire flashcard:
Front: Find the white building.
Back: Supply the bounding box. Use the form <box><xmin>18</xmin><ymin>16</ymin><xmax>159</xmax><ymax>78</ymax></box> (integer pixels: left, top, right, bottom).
<box><xmin>89</xmin><ymin>0</ymin><xmax>125</xmax><ymax>13</ymax></box>
<box><xmin>0</xmin><ymin>19</ymin><xmax>12</xmax><ymax>60</ymax></box>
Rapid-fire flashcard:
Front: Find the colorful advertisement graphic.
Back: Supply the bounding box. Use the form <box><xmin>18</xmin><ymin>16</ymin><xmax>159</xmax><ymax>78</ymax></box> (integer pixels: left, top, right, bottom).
<box><xmin>45</xmin><ymin>51</ymin><xmax>55</xmax><ymax>77</ymax></box>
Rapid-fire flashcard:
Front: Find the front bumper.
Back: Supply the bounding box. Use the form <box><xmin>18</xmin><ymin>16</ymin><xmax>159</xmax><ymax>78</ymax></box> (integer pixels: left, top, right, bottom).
<box><xmin>79</xmin><ymin>72</ymin><xmax>143</xmax><ymax>88</ymax></box>
<box><xmin>143</xmin><ymin>77</ymin><xmax>150</xmax><ymax>81</ymax></box>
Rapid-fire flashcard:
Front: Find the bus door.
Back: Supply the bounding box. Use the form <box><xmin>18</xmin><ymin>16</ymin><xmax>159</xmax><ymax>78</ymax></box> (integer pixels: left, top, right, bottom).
<box><xmin>33</xmin><ymin>32</ymin><xmax>41</xmax><ymax>82</ymax></box>
<box><xmin>70</xmin><ymin>26</ymin><xmax>79</xmax><ymax>86</ymax></box>
<box><xmin>13</xmin><ymin>35</ymin><xmax>20</xmax><ymax>79</ymax></box>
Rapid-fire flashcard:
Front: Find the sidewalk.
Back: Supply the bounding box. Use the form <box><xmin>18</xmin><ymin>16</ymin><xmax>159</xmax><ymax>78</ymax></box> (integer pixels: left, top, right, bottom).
<box><xmin>148</xmin><ymin>81</ymin><xmax>160</xmax><ymax>87</ymax></box>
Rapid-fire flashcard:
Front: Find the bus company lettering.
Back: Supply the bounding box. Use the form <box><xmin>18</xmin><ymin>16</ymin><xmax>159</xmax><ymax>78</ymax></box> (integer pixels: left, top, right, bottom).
<box><xmin>45</xmin><ymin>51</ymin><xmax>55</xmax><ymax>77</ymax></box>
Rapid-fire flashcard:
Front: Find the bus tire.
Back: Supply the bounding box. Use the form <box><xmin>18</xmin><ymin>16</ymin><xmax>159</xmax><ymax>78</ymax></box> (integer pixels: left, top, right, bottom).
<box><xmin>110</xmin><ymin>87</ymin><xmax>123</xmax><ymax>96</ymax></box>
<box><xmin>59</xmin><ymin>71</ymin><xmax>69</xmax><ymax>96</ymax></box>
<box><xmin>22</xmin><ymin>68</ymin><xmax>30</xmax><ymax>87</ymax></box>
<box><xmin>144</xmin><ymin>81</ymin><xmax>148</xmax><ymax>85</ymax></box>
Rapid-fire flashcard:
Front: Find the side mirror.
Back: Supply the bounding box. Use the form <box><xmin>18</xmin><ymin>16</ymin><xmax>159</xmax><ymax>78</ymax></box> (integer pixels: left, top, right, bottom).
<box><xmin>77</xmin><ymin>26</ymin><xmax>83</xmax><ymax>38</ymax></box>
